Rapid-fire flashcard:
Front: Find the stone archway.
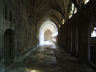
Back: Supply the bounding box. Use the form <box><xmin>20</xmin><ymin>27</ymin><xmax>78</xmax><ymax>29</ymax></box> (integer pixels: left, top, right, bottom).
<box><xmin>89</xmin><ymin>17</ymin><xmax>96</xmax><ymax>65</ymax></box>
<box><xmin>3</xmin><ymin>29</ymin><xmax>15</xmax><ymax>66</ymax></box>
<box><xmin>90</xmin><ymin>25</ymin><xmax>96</xmax><ymax>65</ymax></box>
<box><xmin>39</xmin><ymin>19</ymin><xmax>58</xmax><ymax>48</ymax></box>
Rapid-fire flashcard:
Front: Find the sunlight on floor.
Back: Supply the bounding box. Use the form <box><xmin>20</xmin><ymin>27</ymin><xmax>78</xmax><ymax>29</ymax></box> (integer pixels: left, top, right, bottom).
<box><xmin>26</xmin><ymin>68</ymin><xmax>42</xmax><ymax>72</ymax></box>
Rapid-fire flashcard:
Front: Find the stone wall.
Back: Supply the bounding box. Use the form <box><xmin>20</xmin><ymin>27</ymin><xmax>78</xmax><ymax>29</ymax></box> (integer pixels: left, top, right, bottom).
<box><xmin>0</xmin><ymin>0</ymin><xmax>38</xmax><ymax>62</ymax></box>
<box><xmin>58</xmin><ymin>1</ymin><xmax>96</xmax><ymax>64</ymax></box>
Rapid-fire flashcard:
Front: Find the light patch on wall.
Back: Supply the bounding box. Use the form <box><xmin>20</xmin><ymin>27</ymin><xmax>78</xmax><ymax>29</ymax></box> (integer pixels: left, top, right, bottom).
<box><xmin>39</xmin><ymin>19</ymin><xmax>58</xmax><ymax>48</ymax></box>
<box><xmin>74</xmin><ymin>7</ymin><xmax>77</xmax><ymax>14</ymax></box>
<box><xmin>72</xmin><ymin>3</ymin><xmax>74</xmax><ymax>11</ymax></box>
<box><xmin>84</xmin><ymin>0</ymin><xmax>89</xmax><ymax>4</ymax></box>
<box><xmin>59</xmin><ymin>24</ymin><xmax>61</xmax><ymax>28</ymax></box>
<box><xmin>62</xmin><ymin>19</ymin><xmax>65</xmax><ymax>25</ymax></box>
<box><xmin>52</xmin><ymin>38</ymin><xmax>56</xmax><ymax>42</ymax></box>
<box><xmin>69</xmin><ymin>3</ymin><xmax>77</xmax><ymax>19</ymax></box>
<box><xmin>52</xmin><ymin>32</ymin><xmax>58</xmax><ymax>37</ymax></box>
<box><xmin>69</xmin><ymin>3</ymin><xmax>74</xmax><ymax>18</ymax></box>
<box><xmin>69</xmin><ymin>15</ymin><xmax>72</xmax><ymax>19</ymax></box>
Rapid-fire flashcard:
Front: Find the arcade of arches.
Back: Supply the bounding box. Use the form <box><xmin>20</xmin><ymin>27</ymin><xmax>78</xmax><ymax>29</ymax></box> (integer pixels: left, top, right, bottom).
<box><xmin>0</xmin><ymin>0</ymin><xmax>96</xmax><ymax>72</ymax></box>
<box><xmin>39</xmin><ymin>19</ymin><xmax>58</xmax><ymax>47</ymax></box>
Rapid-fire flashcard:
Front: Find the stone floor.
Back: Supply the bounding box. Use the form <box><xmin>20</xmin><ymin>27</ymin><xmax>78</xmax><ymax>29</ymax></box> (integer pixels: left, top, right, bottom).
<box><xmin>2</xmin><ymin>46</ymin><xmax>95</xmax><ymax>72</ymax></box>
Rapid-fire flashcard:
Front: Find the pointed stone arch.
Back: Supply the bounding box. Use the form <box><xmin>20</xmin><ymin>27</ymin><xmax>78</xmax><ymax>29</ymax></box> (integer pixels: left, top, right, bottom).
<box><xmin>3</xmin><ymin>29</ymin><xmax>15</xmax><ymax>66</ymax></box>
<box><xmin>39</xmin><ymin>19</ymin><xmax>58</xmax><ymax>47</ymax></box>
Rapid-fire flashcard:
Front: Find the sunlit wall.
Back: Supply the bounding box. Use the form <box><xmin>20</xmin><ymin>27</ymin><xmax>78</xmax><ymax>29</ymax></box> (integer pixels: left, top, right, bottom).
<box><xmin>69</xmin><ymin>3</ymin><xmax>77</xmax><ymax>19</ymax></box>
<box><xmin>83</xmin><ymin>0</ymin><xmax>89</xmax><ymax>4</ymax></box>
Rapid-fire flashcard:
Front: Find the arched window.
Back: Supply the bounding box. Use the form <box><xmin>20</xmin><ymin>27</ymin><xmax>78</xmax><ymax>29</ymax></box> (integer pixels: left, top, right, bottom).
<box><xmin>3</xmin><ymin>29</ymin><xmax>15</xmax><ymax>66</ymax></box>
<box><xmin>91</xmin><ymin>27</ymin><xmax>96</xmax><ymax>37</ymax></box>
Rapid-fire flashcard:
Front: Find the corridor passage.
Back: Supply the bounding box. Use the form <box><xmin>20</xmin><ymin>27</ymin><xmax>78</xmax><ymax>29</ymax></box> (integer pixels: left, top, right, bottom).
<box><xmin>0</xmin><ymin>0</ymin><xmax>96</xmax><ymax>72</ymax></box>
<box><xmin>5</xmin><ymin>46</ymin><xmax>94</xmax><ymax>72</ymax></box>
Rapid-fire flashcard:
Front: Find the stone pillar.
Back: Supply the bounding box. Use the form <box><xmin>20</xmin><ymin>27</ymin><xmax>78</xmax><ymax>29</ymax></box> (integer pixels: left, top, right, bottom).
<box><xmin>72</xmin><ymin>19</ymin><xmax>78</xmax><ymax>56</ymax></box>
<box><xmin>78</xmin><ymin>12</ymin><xmax>92</xmax><ymax>63</ymax></box>
<box><xmin>66</xmin><ymin>22</ymin><xmax>71</xmax><ymax>52</ymax></box>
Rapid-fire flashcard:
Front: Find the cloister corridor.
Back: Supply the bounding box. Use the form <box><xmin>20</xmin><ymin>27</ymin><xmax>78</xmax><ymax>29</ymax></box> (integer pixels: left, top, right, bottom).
<box><xmin>0</xmin><ymin>0</ymin><xmax>96</xmax><ymax>72</ymax></box>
